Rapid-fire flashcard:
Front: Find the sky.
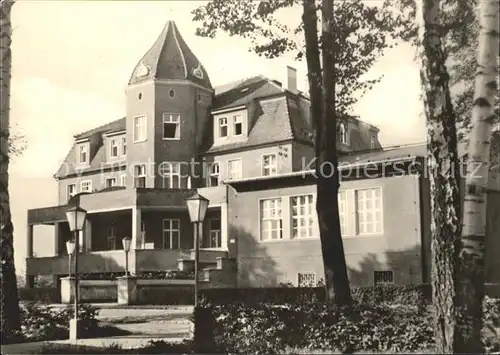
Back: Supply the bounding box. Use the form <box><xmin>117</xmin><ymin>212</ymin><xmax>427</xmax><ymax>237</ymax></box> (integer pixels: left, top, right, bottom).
<box><xmin>9</xmin><ymin>1</ymin><xmax>425</xmax><ymax>275</ymax></box>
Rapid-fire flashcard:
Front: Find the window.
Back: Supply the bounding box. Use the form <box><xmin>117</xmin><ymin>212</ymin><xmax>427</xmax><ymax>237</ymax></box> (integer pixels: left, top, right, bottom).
<box><xmin>219</xmin><ymin>117</ymin><xmax>228</xmax><ymax>138</ymax></box>
<box><xmin>67</xmin><ymin>184</ymin><xmax>76</xmax><ymax>200</ymax></box>
<box><xmin>120</xmin><ymin>174</ymin><xmax>127</xmax><ymax>187</ymax></box>
<box><xmin>338</xmin><ymin>191</ymin><xmax>347</xmax><ymax>235</ymax></box>
<box><xmin>80</xmin><ymin>180</ymin><xmax>92</xmax><ymax>193</ymax></box>
<box><xmin>105</xmin><ymin>177</ymin><xmax>116</xmax><ymax>188</ymax></box>
<box><xmin>233</xmin><ymin>115</ymin><xmax>242</xmax><ymax>136</ymax></box>
<box><xmin>78</xmin><ymin>144</ymin><xmax>88</xmax><ymax>164</ymax></box>
<box><xmin>204</xmin><ymin>219</ymin><xmax>221</xmax><ymax>248</ymax></box>
<box><xmin>107</xmin><ymin>227</ymin><xmax>116</xmax><ymax>250</ymax></box>
<box><xmin>374</xmin><ymin>271</ymin><xmax>394</xmax><ymax>285</ymax></box>
<box><xmin>163</xmin><ymin>113</ymin><xmax>180</xmax><ymax>140</ymax></box>
<box><xmin>134</xmin><ymin>164</ymin><xmax>146</xmax><ymax>188</ymax></box>
<box><xmin>298</xmin><ymin>272</ymin><xmax>316</xmax><ymax>287</ymax></box>
<box><xmin>371</xmin><ymin>136</ymin><xmax>376</xmax><ymax>149</ymax></box>
<box><xmin>169</xmin><ymin>89</ymin><xmax>175</xmax><ymax>98</ymax></box>
<box><xmin>291</xmin><ymin>195</ymin><xmax>315</xmax><ymax>239</ymax></box>
<box><xmin>133</xmin><ymin>115</ymin><xmax>147</xmax><ymax>142</ymax></box>
<box><xmin>207</xmin><ymin>162</ymin><xmax>219</xmax><ymax>187</ymax></box>
<box><xmin>262</xmin><ymin>153</ymin><xmax>278</xmax><ymax>176</ymax></box>
<box><xmin>163</xmin><ymin>219</ymin><xmax>180</xmax><ymax>249</ymax></box>
<box><xmin>109</xmin><ymin>138</ymin><xmax>119</xmax><ymax>158</ymax></box>
<box><xmin>356</xmin><ymin>188</ymin><xmax>383</xmax><ymax>235</ymax></box>
<box><xmin>339</xmin><ymin>122</ymin><xmax>348</xmax><ymax>144</ymax></box>
<box><xmin>227</xmin><ymin>159</ymin><xmax>242</xmax><ymax>180</ymax></box>
<box><xmin>160</xmin><ymin>162</ymin><xmax>181</xmax><ymax>188</ymax></box>
<box><xmin>121</xmin><ymin>137</ymin><xmax>127</xmax><ymax>155</ymax></box>
<box><xmin>260</xmin><ymin>198</ymin><xmax>283</xmax><ymax>241</ymax></box>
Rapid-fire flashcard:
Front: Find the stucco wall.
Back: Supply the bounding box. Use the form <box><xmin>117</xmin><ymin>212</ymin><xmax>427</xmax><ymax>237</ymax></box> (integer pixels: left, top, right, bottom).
<box><xmin>230</xmin><ymin>174</ymin><xmax>423</xmax><ymax>287</ymax></box>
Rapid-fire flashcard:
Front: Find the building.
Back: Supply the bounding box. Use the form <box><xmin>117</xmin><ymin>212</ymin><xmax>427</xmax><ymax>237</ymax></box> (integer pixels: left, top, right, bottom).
<box><xmin>25</xmin><ymin>21</ymin><xmax>500</xmax><ymax>297</ymax></box>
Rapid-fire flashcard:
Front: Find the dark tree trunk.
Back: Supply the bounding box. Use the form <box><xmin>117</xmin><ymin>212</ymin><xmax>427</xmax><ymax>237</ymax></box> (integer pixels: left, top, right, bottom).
<box><xmin>302</xmin><ymin>0</ymin><xmax>352</xmax><ymax>307</ymax></box>
<box><xmin>0</xmin><ymin>0</ymin><xmax>21</xmax><ymax>344</ymax></box>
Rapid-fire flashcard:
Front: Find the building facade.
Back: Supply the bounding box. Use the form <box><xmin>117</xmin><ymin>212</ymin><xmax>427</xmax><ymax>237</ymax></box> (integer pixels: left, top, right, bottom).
<box><xmin>25</xmin><ymin>21</ymin><xmax>500</xmax><ymax>296</ymax></box>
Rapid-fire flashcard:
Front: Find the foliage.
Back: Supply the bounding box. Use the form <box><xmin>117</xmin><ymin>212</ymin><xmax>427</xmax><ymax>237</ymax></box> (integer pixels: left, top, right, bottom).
<box><xmin>200</xmin><ymin>284</ymin><xmax>431</xmax><ymax>307</ymax></box>
<box><xmin>38</xmin><ymin>340</ymin><xmax>195</xmax><ymax>354</ymax></box>
<box><xmin>18</xmin><ymin>287</ymin><xmax>60</xmax><ymax>303</ymax></box>
<box><xmin>79</xmin><ymin>270</ymin><xmax>194</xmax><ymax>281</ymax></box>
<box><xmin>192</xmin><ymin>0</ymin><xmax>408</xmax><ymax>116</ymax></box>
<box><xmin>16</xmin><ymin>302</ymin><xmax>99</xmax><ymax>342</ymax></box>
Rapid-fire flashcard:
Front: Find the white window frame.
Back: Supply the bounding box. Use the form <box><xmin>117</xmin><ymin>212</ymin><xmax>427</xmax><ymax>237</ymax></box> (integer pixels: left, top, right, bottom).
<box><xmin>107</xmin><ymin>227</ymin><xmax>116</xmax><ymax>250</ymax></box>
<box><xmin>259</xmin><ymin>197</ymin><xmax>283</xmax><ymax>242</ymax></box>
<box><xmin>355</xmin><ymin>187</ymin><xmax>383</xmax><ymax>235</ymax></box>
<box><xmin>338</xmin><ymin>190</ymin><xmax>348</xmax><ymax>236</ymax></box>
<box><xmin>80</xmin><ymin>180</ymin><xmax>92</xmax><ymax>193</ymax></box>
<box><xmin>162</xmin><ymin>113</ymin><xmax>181</xmax><ymax>140</ymax></box>
<box><xmin>105</xmin><ymin>177</ymin><xmax>117</xmax><ymax>188</ymax></box>
<box><xmin>227</xmin><ymin>159</ymin><xmax>242</xmax><ymax>181</ymax></box>
<box><xmin>109</xmin><ymin>138</ymin><xmax>119</xmax><ymax>158</ymax></box>
<box><xmin>206</xmin><ymin>218</ymin><xmax>221</xmax><ymax>249</ymax></box>
<box><xmin>298</xmin><ymin>272</ymin><xmax>316</xmax><ymax>287</ymax></box>
<box><xmin>67</xmin><ymin>184</ymin><xmax>76</xmax><ymax>200</ymax></box>
<box><xmin>134</xmin><ymin>164</ymin><xmax>147</xmax><ymax>188</ymax></box>
<box><xmin>218</xmin><ymin>117</ymin><xmax>228</xmax><ymax>138</ymax></box>
<box><xmin>121</xmin><ymin>136</ymin><xmax>127</xmax><ymax>156</ymax></box>
<box><xmin>262</xmin><ymin>153</ymin><xmax>278</xmax><ymax>176</ymax></box>
<box><xmin>290</xmin><ymin>194</ymin><xmax>315</xmax><ymax>239</ymax></box>
<box><xmin>120</xmin><ymin>174</ymin><xmax>127</xmax><ymax>187</ymax></box>
<box><xmin>162</xmin><ymin>219</ymin><xmax>180</xmax><ymax>250</ymax></box>
<box><xmin>339</xmin><ymin>122</ymin><xmax>348</xmax><ymax>145</ymax></box>
<box><xmin>160</xmin><ymin>162</ymin><xmax>181</xmax><ymax>189</ymax></box>
<box><xmin>78</xmin><ymin>144</ymin><xmax>88</xmax><ymax>165</ymax></box>
<box><xmin>207</xmin><ymin>162</ymin><xmax>220</xmax><ymax>187</ymax></box>
<box><xmin>133</xmin><ymin>115</ymin><xmax>147</xmax><ymax>143</ymax></box>
<box><xmin>233</xmin><ymin>114</ymin><xmax>243</xmax><ymax>136</ymax></box>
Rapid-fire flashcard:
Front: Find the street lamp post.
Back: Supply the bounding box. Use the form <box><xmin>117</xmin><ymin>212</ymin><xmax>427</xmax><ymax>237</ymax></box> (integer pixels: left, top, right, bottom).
<box><xmin>65</xmin><ymin>239</ymin><xmax>76</xmax><ymax>279</ymax></box>
<box><xmin>122</xmin><ymin>236</ymin><xmax>131</xmax><ymax>276</ymax></box>
<box><xmin>186</xmin><ymin>193</ymin><xmax>209</xmax><ymax>308</ymax></box>
<box><xmin>65</xmin><ymin>205</ymin><xmax>87</xmax><ymax>341</ymax></box>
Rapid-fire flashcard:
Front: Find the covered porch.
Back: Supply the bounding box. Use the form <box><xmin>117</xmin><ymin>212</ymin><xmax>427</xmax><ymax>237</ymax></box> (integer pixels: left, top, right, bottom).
<box><xmin>25</xmin><ymin>186</ymin><xmax>229</xmax><ymax>284</ymax></box>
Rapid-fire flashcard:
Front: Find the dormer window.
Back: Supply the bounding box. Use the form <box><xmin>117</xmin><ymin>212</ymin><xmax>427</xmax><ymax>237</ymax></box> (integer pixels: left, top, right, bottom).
<box><xmin>233</xmin><ymin>115</ymin><xmax>242</xmax><ymax>136</ymax></box>
<box><xmin>109</xmin><ymin>138</ymin><xmax>119</xmax><ymax>158</ymax></box>
<box><xmin>78</xmin><ymin>144</ymin><xmax>88</xmax><ymax>165</ymax></box>
<box><xmin>163</xmin><ymin>113</ymin><xmax>181</xmax><ymax>140</ymax></box>
<box><xmin>339</xmin><ymin>123</ymin><xmax>348</xmax><ymax>145</ymax></box>
<box><xmin>371</xmin><ymin>136</ymin><xmax>376</xmax><ymax>149</ymax></box>
<box><xmin>219</xmin><ymin>117</ymin><xmax>228</xmax><ymax>138</ymax></box>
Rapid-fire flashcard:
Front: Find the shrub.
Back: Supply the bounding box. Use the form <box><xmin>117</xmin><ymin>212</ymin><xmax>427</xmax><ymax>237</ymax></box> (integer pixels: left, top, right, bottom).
<box><xmin>18</xmin><ymin>287</ymin><xmax>60</xmax><ymax>303</ymax></box>
<box><xmin>209</xmin><ymin>302</ymin><xmax>435</xmax><ymax>354</ymax></box>
<box><xmin>19</xmin><ymin>302</ymin><xmax>99</xmax><ymax>342</ymax></box>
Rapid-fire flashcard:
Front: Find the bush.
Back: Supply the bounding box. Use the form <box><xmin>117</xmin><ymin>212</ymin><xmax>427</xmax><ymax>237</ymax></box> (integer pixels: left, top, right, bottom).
<box><xmin>208</xmin><ymin>302</ymin><xmax>435</xmax><ymax>354</ymax></box>
<box><xmin>200</xmin><ymin>284</ymin><xmax>431</xmax><ymax>307</ymax></box>
<box><xmin>18</xmin><ymin>302</ymin><xmax>99</xmax><ymax>342</ymax></box>
<box><xmin>18</xmin><ymin>287</ymin><xmax>60</xmax><ymax>304</ymax></box>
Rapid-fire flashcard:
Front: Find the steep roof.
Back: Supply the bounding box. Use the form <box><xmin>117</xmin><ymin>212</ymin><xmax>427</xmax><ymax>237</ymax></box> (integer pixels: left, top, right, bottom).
<box><xmin>128</xmin><ymin>21</ymin><xmax>212</xmax><ymax>89</ymax></box>
<box><xmin>74</xmin><ymin>117</ymin><xmax>125</xmax><ymax>140</ymax></box>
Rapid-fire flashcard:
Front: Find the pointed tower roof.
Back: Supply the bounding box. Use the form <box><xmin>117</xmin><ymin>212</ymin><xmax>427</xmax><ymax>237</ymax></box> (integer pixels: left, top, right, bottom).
<box><xmin>128</xmin><ymin>21</ymin><xmax>212</xmax><ymax>89</ymax></box>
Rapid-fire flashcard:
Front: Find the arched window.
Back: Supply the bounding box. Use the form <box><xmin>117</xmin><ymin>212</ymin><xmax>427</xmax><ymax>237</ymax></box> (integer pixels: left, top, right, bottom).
<box><xmin>339</xmin><ymin>123</ymin><xmax>348</xmax><ymax>144</ymax></box>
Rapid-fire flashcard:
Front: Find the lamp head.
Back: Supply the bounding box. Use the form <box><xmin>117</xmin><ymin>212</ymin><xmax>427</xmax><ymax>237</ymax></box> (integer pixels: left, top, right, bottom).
<box><xmin>122</xmin><ymin>236</ymin><xmax>132</xmax><ymax>252</ymax></box>
<box><xmin>185</xmin><ymin>193</ymin><xmax>209</xmax><ymax>223</ymax></box>
<box><xmin>66</xmin><ymin>205</ymin><xmax>87</xmax><ymax>232</ymax></box>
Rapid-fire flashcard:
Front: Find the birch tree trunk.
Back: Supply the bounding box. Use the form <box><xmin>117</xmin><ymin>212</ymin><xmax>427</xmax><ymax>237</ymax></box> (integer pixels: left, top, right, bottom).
<box><xmin>455</xmin><ymin>1</ymin><xmax>499</xmax><ymax>352</ymax></box>
<box><xmin>302</xmin><ymin>0</ymin><xmax>352</xmax><ymax>307</ymax></box>
<box><xmin>0</xmin><ymin>0</ymin><xmax>21</xmax><ymax>343</ymax></box>
<box><xmin>417</xmin><ymin>0</ymin><xmax>462</xmax><ymax>352</ymax></box>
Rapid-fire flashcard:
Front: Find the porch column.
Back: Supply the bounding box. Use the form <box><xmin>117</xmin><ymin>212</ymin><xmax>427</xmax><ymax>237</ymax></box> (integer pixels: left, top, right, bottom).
<box><xmin>26</xmin><ymin>224</ymin><xmax>33</xmax><ymax>257</ymax></box>
<box><xmin>83</xmin><ymin>219</ymin><xmax>92</xmax><ymax>252</ymax></box>
<box><xmin>221</xmin><ymin>203</ymin><xmax>228</xmax><ymax>250</ymax></box>
<box><xmin>54</xmin><ymin>222</ymin><xmax>60</xmax><ymax>256</ymax></box>
<box><xmin>132</xmin><ymin>207</ymin><xmax>142</xmax><ymax>249</ymax></box>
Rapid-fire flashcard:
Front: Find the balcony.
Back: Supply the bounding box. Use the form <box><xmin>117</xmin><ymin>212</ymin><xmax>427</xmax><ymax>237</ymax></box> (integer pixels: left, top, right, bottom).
<box><xmin>28</xmin><ymin>185</ymin><xmax>228</xmax><ymax>225</ymax></box>
<box><xmin>26</xmin><ymin>248</ymin><xmax>228</xmax><ymax>276</ymax></box>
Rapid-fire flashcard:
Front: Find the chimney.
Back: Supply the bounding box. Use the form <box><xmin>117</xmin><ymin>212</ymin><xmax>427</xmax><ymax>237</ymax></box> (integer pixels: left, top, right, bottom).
<box><xmin>286</xmin><ymin>66</ymin><xmax>297</xmax><ymax>92</ymax></box>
